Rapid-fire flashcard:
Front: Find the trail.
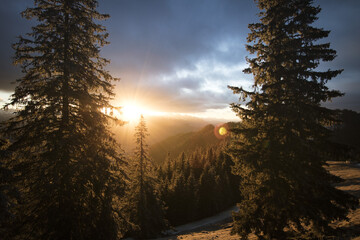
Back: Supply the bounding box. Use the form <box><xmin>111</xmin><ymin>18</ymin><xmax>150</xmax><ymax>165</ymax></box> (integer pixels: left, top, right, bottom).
<box><xmin>153</xmin><ymin>161</ymin><xmax>360</xmax><ymax>240</ymax></box>
<box><xmin>161</xmin><ymin>206</ymin><xmax>238</xmax><ymax>236</ymax></box>
<box><xmin>154</xmin><ymin>205</ymin><xmax>239</xmax><ymax>240</ymax></box>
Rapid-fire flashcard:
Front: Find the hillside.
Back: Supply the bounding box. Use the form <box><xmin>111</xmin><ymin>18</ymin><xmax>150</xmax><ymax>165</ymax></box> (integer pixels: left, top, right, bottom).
<box><xmin>149</xmin><ymin>124</ymin><xmax>226</xmax><ymax>164</ymax></box>
<box><xmin>155</xmin><ymin>161</ymin><xmax>360</xmax><ymax>240</ymax></box>
<box><xmin>147</xmin><ymin>109</ymin><xmax>360</xmax><ymax>165</ymax></box>
<box><xmin>0</xmin><ymin>110</ymin><xmax>15</xmax><ymax>122</ymax></box>
<box><xmin>332</xmin><ymin>110</ymin><xmax>360</xmax><ymax>157</ymax></box>
<box><xmin>109</xmin><ymin>115</ymin><xmax>210</xmax><ymax>153</ymax></box>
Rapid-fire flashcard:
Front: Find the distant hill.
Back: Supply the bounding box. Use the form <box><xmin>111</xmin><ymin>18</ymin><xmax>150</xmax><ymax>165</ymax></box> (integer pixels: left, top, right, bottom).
<box><xmin>0</xmin><ymin>110</ymin><xmax>15</xmax><ymax>122</ymax></box>
<box><xmin>0</xmin><ymin>110</ymin><xmax>218</xmax><ymax>154</ymax></box>
<box><xmin>2</xmin><ymin>108</ymin><xmax>358</xmax><ymax>162</ymax></box>
<box><xmin>111</xmin><ymin>115</ymin><xmax>211</xmax><ymax>153</ymax></box>
<box><xmin>150</xmin><ymin>124</ymin><xmax>230</xmax><ymax>164</ymax></box>
<box><xmin>147</xmin><ymin>109</ymin><xmax>360</xmax><ymax>165</ymax></box>
<box><xmin>334</xmin><ymin>110</ymin><xmax>360</xmax><ymax>148</ymax></box>
<box><xmin>332</xmin><ymin>109</ymin><xmax>360</xmax><ymax>160</ymax></box>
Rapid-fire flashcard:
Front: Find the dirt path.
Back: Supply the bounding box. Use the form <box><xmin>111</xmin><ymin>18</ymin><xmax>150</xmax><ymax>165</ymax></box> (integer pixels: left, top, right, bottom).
<box><xmin>155</xmin><ymin>161</ymin><xmax>360</xmax><ymax>240</ymax></box>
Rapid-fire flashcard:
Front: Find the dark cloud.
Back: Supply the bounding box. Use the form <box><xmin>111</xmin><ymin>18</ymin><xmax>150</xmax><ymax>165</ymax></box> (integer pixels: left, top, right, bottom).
<box><xmin>101</xmin><ymin>0</ymin><xmax>254</xmax><ymax>76</ymax></box>
<box><xmin>0</xmin><ymin>0</ymin><xmax>33</xmax><ymax>91</ymax></box>
<box><xmin>97</xmin><ymin>0</ymin><xmax>256</xmax><ymax>113</ymax></box>
<box><xmin>316</xmin><ymin>0</ymin><xmax>360</xmax><ymax>111</ymax></box>
<box><xmin>0</xmin><ymin>0</ymin><xmax>359</xmax><ymax>113</ymax></box>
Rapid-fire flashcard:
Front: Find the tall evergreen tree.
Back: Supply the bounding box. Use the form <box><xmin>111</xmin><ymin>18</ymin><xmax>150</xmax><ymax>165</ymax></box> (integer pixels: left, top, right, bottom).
<box><xmin>0</xmin><ymin>138</ymin><xmax>18</xmax><ymax>239</ymax></box>
<box><xmin>228</xmin><ymin>0</ymin><xmax>358</xmax><ymax>238</ymax></box>
<box><xmin>126</xmin><ymin>115</ymin><xmax>167</xmax><ymax>238</ymax></box>
<box><xmin>2</xmin><ymin>0</ymin><xmax>126</xmax><ymax>239</ymax></box>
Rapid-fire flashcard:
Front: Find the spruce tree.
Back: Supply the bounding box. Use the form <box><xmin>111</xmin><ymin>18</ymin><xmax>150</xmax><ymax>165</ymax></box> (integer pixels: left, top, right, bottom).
<box><xmin>228</xmin><ymin>0</ymin><xmax>358</xmax><ymax>238</ymax></box>
<box><xmin>2</xmin><ymin>0</ymin><xmax>126</xmax><ymax>239</ymax></box>
<box><xmin>157</xmin><ymin>147</ymin><xmax>240</xmax><ymax>225</ymax></box>
<box><xmin>0</xmin><ymin>138</ymin><xmax>18</xmax><ymax>239</ymax></box>
<box><xmin>126</xmin><ymin>115</ymin><xmax>167</xmax><ymax>238</ymax></box>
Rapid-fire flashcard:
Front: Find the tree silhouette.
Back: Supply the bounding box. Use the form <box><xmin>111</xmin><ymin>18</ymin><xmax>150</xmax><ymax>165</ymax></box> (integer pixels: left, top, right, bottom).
<box><xmin>0</xmin><ymin>138</ymin><xmax>18</xmax><ymax>239</ymax></box>
<box><xmin>2</xmin><ymin>0</ymin><xmax>126</xmax><ymax>239</ymax></box>
<box><xmin>126</xmin><ymin>115</ymin><xmax>167</xmax><ymax>238</ymax></box>
<box><xmin>157</xmin><ymin>147</ymin><xmax>240</xmax><ymax>226</ymax></box>
<box><xmin>228</xmin><ymin>0</ymin><xmax>358</xmax><ymax>239</ymax></box>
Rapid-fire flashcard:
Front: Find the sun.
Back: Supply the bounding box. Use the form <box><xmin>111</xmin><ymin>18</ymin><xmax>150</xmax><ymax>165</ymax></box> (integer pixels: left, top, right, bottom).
<box><xmin>121</xmin><ymin>104</ymin><xmax>145</xmax><ymax>122</ymax></box>
<box><xmin>101</xmin><ymin>100</ymin><xmax>166</xmax><ymax>122</ymax></box>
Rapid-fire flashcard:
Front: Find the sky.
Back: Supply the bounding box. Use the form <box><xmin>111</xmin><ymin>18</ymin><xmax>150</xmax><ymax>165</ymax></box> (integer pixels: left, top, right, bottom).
<box><xmin>0</xmin><ymin>0</ymin><xmax>359</xmax><ymax>121</ymax></box>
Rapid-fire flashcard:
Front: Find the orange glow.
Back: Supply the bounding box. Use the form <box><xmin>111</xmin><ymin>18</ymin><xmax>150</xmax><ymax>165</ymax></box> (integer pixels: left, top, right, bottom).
<box><xmin>121</xmin><ymin>104</ymin><xmax>145</xmax><ymax>122</ymax></box>
<box><xmin>110</xmin><ymin>101</ymin><xmax>167</xmax><ymax>122</ymax></box>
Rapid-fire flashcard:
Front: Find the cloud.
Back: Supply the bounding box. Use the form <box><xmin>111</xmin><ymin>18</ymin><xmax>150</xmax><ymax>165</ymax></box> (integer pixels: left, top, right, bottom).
<box><xmin>101</xmin><ymin>0</ymin><xmax>254</xmax><ymax>76</ymax></box>
<box><xmin>0</xmin><ymin>0</ymin><xmax>359</xmax><ymax>113</ymax></box>
<box><xmin>99</xmin><ymin>0</ymin><xmax>256</xmax><ymax>113</ymax></box>
<box><xmin>316</xmin><ymin>0</ymin><xmax>360</xmax><ymax>111</ymax></box>
<box><xmin>112</xmin><ymin>54</ymin><xmax>253</xmax><ymax>113</ymax></box>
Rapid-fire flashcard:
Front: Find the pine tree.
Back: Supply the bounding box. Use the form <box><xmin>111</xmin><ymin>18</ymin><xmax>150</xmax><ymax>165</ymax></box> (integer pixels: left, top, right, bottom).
<box><xmin>228</xmin><ymin>0</ymin><xmax>358</xmax><ymax>238</ymax></box>
<box><xmin>157</xmin><ymin>146</ymin><xmax>240</xmax><ymax>225</ymax></box>
<box><xmin>2</xmin><ymin>0</ymin><xmax>126</xmax><ymax>239</ymax></box>
<box><xmin>126</xmin><ymin>115</ymin><xmax>167</xmax><ymax>238</ymax></box>
<box><xmin>0</xmin><ymin>138</ymin><xmax>18</xmax><ymax>239</ymax></box>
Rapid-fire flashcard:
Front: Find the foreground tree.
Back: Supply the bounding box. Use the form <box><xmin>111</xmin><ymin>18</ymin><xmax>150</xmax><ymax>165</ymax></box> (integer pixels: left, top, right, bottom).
<box><xmin>0</xmin><ymin>138</ymin><xmax>18</xmax><ymax>239</ymax></box>
<box><xmin>125</xmin><ymin>115</ymin><xmax>167</xmax><ymax>238</ymax></box>
<box><xmin>228</xmin><ymin>0</ymin><xmax>358</xmax><ymax>238</ymax></box>
<box><xmin>2</xmin><ymin>0</ymin><xmax>126</xmax><ymax>239</ymax></box>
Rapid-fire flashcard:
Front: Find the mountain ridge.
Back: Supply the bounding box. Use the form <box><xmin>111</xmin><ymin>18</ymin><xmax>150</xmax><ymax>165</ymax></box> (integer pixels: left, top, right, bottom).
<box><xmin>150</xmin><ymin>124</ymin><xmax>226</xmax><ymax>164</ymax></box>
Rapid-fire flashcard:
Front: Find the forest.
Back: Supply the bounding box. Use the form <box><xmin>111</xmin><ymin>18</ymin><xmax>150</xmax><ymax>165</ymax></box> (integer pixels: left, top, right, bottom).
<box><xmin>0</xmin><ymin>0</ymin><xmax>359</xmax><ymax>240</ymax></box>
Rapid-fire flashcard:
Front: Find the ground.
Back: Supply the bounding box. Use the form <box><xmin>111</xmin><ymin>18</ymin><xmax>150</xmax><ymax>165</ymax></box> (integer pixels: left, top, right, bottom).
<box><xmin>327</xmin><ymin>161</ymin><xmax>360</xmax><ymax>239</ymax></box>
<box><xmin>154</xmin><ymin>161</ymin><xmax>360</xmax><ymax>240</ymax></box>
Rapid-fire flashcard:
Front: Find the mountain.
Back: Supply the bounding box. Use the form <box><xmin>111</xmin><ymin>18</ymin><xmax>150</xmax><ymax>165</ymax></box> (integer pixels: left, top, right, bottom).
<box><xmin>0</xmin><ymin>110</ymin><xmax>222</xmax><ymax>154</ymax></box>
<box><xmin>2</xmin><ymin>108</ymin><xmax>359</xmax><ymax>162</ymax></box>
<box><xmin>332</xmin><ymin>109</ymin><xmax>360</xmax><ymax>160</ymax></box>
<box><xmin>0</xmin><ymin>110</ymin><xmax>15</xmax><ymax>122</ymax></box>
<box><xmin>111</xmin><ymin>115</ymin><xmax>212</xmax><ymax>154</ymax></box>
<box><xmin>147</xmin><ymin>109</ymin><xmax>360</xmax><ymax>165</ymax></box>
<box><xmin>150</xmin><ymin>124</ymin><xmax>230</xmax><ymax>164</ymax></box>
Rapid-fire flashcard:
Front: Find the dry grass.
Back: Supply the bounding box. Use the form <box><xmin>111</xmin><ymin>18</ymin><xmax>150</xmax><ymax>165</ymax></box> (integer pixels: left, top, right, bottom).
<box><xmin>326</xmin><ymin>161</ymin><xmax>360</xmax><ymax>240</ymax></box>
<box><xmin>157</xmin><ymin>161</ymin><xmax>360</xmax><ymax>240</ymax></box>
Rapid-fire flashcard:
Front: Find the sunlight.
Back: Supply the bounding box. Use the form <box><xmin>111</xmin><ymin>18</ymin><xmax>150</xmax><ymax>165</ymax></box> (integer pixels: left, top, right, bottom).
<box><xmin>101</xmin><ymin>102</ymin><xmax>150</xmax><ymax>122</ymax></box>
<box><xmin>121</xmin><ymin>104</ymin><xmax>145</xmax><ymax>122</ymax></box>
<box><xmin>115</xmin><ymin>101</ymin><xmax>167</xmax><ymax>122</ymax></box>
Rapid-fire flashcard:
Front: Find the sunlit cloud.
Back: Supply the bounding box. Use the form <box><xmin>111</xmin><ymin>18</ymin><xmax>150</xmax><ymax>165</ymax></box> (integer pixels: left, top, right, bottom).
<box><xmin>168</xmin><ymin>107</ymin><xmax>238</xmax><ymax>122</ymax></box>
<box><xmin>0</xmin><ymin>91</ymin><xmax>11</xmax><ymax>108</ymax></box>
<box><xmin>110</xmin><ymin>53</ymin><xmax>253</xmax><ymax>120</ymax></box>
<box><xmin>2</xmin><ymin>0</ymin><xmax>358</xmax><ymax>118</ymax></box>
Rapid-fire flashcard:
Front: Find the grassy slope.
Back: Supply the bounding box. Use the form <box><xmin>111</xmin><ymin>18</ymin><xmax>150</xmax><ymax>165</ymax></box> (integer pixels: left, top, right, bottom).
<box><xmin>158</xmin><ymin>161</ymin><xmax>360</xmax><ymax>240</ymax></box>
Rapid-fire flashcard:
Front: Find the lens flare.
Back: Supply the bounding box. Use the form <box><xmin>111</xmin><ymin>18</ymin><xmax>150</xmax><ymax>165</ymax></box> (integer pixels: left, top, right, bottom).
<box><xmin>219</xmin><ymin>126</ymin><xmax>227</xmax><ymax>136</ymax></box>
<box><xmin>214</xmin><ymin>123</ymin><xmax>229</xmax><ymax>139</ymax></box>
